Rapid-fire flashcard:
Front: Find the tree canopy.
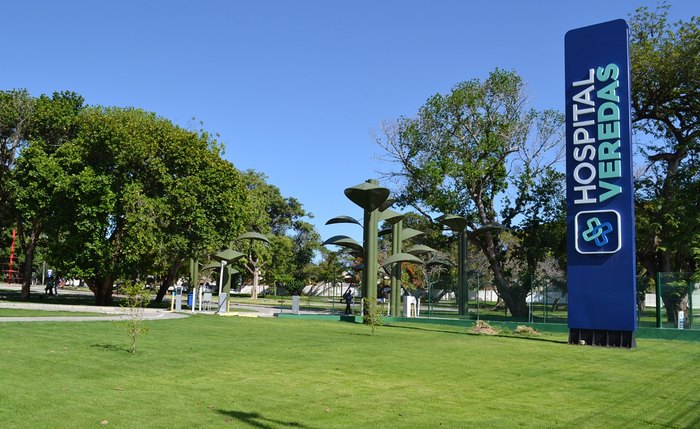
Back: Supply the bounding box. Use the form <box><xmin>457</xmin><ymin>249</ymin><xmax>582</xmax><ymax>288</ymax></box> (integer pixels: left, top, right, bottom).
<box><xmin>2</xmin><ymin>92</ymin><xmax>280</xmax><ymax>304</ymax></box>
<box><xmin>378</xmin><ymin>69</ymin><xmax>565</xmax><ymax>317</ymax></box>
<box><xmin>630</xmin><ymin>3</ymin><xmax>700</xmax><ymax>321</ymax></box>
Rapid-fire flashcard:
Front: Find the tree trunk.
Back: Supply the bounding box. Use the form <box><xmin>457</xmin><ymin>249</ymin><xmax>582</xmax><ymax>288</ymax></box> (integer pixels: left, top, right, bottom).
<box><xmin>252</xmin><ymin>267</ymin><xmax>260</xmax><ymax>299</ymax></box>
<box><xmin>661</xmin><ymin>292</ymin><xmax>689</xmax><ymax>325</ymax></box>
<box><xmin>20</xmin><ymin>221</ymin><xmax>41</xmax><ymax>300</ymax></box>
<box><xmin>93</xmin><ymin>276</ymin><xmax>114</xmax><ymax>306</ymax></box>
<box><xmin>154</xmin><ymin>259</ymin><xmax>183</xmax><ymax>303</ymax></box>
<box><xmin>499</xmin><ymin>288</ymin><xmax>530</xmax><ymax>318</ymax></box>
<box><xmin>90</xmin><ymin>224</ymin><xmax>122</xmax><ymax>306</ymax></box>
<box><xmin>479</xmin><ymin>234</ymin><xmax>530</xmax><ymax>319</ymax></box>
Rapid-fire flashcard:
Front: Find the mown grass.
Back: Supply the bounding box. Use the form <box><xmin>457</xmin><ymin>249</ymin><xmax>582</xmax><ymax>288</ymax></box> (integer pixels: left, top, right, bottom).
<box><xmin>1</xmin><ymin>315</ymin><xmax>699</xmax><ymax>428</ymax></box>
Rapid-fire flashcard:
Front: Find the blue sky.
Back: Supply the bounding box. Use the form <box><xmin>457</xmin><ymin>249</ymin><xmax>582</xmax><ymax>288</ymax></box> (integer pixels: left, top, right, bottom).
<box><xmin>3</xmin><ymin>1</ymin><xmax>698</xmax><ymax>243</ymax></box>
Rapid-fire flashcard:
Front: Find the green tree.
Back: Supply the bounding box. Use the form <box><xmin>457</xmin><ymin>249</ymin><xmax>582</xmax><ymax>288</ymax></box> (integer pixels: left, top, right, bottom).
<box><xmin>44</xmin><ymin>107</ymin><xmax>249</xmax><ymax>305</ymax></box>
<box><xmin>314</xmin><ymin>247</ymin><xmax>349</xmax><ymax>288</ymax></box>
<box><xmin>288</xmin><ymin>220</ymin><xmax>321</xmax><ymax>293</ymax></box>
<box><xmin>377</xmin><ymin>69</ymin><xmax>564</xmax><ymax>317</ymax></box>
<box><xmin>630</xmin><ymin>3</ymin><xmax>700</xmax><ymax>321</ymax></box>
<box><xmin>7</xmin><ymin>91</ymin><xmax>85</xmax><ymax>298</ymax></box>
<box><xmin>238</xmin><ymin>170</ymin><xmax>320</xmax><ymax>297</ymax></box>
<box><xmin>0</xmin><ymin>89</ymin><xmax>35</xmax><ymax>226</ymax></box>
<box><xmin>266</xmin><ymin>234</ymin><xmax>295</xmax><ymax>295</ymax></box>
<box><xmin>151</xmin><ymin>141</ymin><xmax>250</xmax><ymax>303</ymax></box>
<box><xmin>510</xmin><ymin>169</ymin><xmax>567</xmax><ymax>294</ymax></box>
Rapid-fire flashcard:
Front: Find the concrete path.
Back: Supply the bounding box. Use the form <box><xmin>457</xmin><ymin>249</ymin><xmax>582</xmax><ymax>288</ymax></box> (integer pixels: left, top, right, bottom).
<box><xmin>0</xmin><ymin>301</ymin><xmax>188</xmax><ymax>322</ymax></box>
<box><xmin>0</xmin><ymin>283</ymin><xmax>187</xmax><ymax>322</ymax></box>
<box><xmin>0</xmin><ymin>283</ymin><xmax>336</xmax><ymax>322</ymax></box>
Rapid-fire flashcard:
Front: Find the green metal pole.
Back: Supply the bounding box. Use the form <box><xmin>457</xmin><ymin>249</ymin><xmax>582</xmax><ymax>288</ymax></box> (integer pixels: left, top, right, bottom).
<box><xmin>656</xmin><ymin>272</ymin><xmax>662</xmax><ymax>328</ymax></box>
<box><xmin>428</xmin><ymin>278</ymin><xmax>432</xmax><ymax>318</ymax></box>
<box><xmin>529</xmin><ymin>275</ymin><xmax>533</xmax><ymax>324</ymax></box>
<box><xmin>390</xmin><ymin>220</ymin><xmax>403</xmax><ymax>317</ymax></box>
<box><xmin>476</xmin><ymin>272</ymin><xmax>480</xmax><ymax>322</ymax></box>
<box><xmin>363</xmin><ymin>207</ymin><xmax>379</xmax><ymax>315</ymax></box>
<box><xmin>688</xmin><ymin>279</ymin><xmax>693</xmax><ymax>329</ymax></box>
<box><xmin>544</xmin><ymin>278</ymin><xmax>548</xmax><ymax>323</ymax></box>
<box><xmin>458</xmin><ymin>231</ymin><xmax>467</xmax><ymax>316</ymax></box>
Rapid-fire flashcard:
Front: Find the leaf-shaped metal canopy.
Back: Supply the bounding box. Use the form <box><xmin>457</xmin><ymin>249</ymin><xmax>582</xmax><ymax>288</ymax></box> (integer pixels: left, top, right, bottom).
<box><xmin>377</xmin><ymin>208</ymin><xmax>403</xmax><ymax>224</ymax></box>
<box><xmin>237</xmin><ymin>231</ymin><xmax>271</xmax><ymax>244</ymax></box>
<box><xmin>382</xmin><ymin>252</ymin><xmax>423</xmax><ymax>267</ymax></box>
<box><xmin>401</xmin><ymin>228</ymin><xmax>424</xmax><ymax>242</ymax></box>
<box><xmin>407</xmin><ymin>244</ymin><xmax>437</xmax><ymax>256</ymax></box>
<box><xmin>201</xmin><ymin>261</ymin><xmax>222</xmax><ymax>271</ymax></box>
<box><xmin>344</xmin><ymin>181</ymin><xmax>390</xmax><ymax>212</ymax></box>
<box><xmin>427</xmin><ymin>258</ymin><xmax>455</xmax><ymax>267</ymax></box>
<box><xmin>436</xmin><ymin>214</ymin><xmax>468</xmax><ymax>232</ymax></box>
<box><xmin>322</xmin><ymin>235</ymin><xmax>364</xmax><ymax>253</ymax></box>
<box><xmin>325</xmin><ymin>215</ymin><xmax>361</xmax><ymax>226</ymax></box>
<box><xmin>212</xmin><ymin>248</ymin><xmax>246</xmax><ymax>263</ymax></box>
<box><xmin>378</xmin><ymin>198</ymin><xmax>396</xmax><ymax>212</ymax></box>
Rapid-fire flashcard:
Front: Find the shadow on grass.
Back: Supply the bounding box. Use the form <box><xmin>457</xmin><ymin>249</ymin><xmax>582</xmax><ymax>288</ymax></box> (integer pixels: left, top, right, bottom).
<box><xmin>488</xmin><ymin>333</ymin><xmax>568</xmax><ymax>345</ymax></box>
<box><xmin>217</xmin><ymin>409</ymin><xmax>314</xmax><ymax>429</ymax></box>
<box><xmin>386</xmin><ymin>323</ymin><xmax>568</xmax><ymax>344</ymax></box>
<box><xmin>91</xmin><ymin>343</ymin><xmax>130</xmax><ymax>353</ymax></box>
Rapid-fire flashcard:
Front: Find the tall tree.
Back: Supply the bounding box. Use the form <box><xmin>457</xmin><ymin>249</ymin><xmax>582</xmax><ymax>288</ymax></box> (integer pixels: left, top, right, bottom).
<box><xmin>7</xmin><ymin>91</ymin><xmax>85</xmax><ymax>297</ymax></box>
<box><xmin>238</xmin><ymin>170</ymin><xmax>320</xmax><ymax>296</ymax></box>
<box><xmin>630</xmin><ymin>3</ymin><xmax>700</xmax><ymax>321</ymax></box>
<box><xmin>377</xmin><ymin>69</ymin><xmax>564</xmax><ymax>317</ymax></box>
<box><xmin>43</xmin><ymin>107</ymin><xmax>249</xmax><ymax>305</ymax></box>
<box><xmin>0</xmin><ymin>90</ymin><xmax>35</xmax><ymax>220</ymax></box>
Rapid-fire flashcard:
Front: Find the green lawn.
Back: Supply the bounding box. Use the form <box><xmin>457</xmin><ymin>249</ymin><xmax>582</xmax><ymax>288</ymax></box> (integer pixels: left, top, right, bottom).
<box><xmin>1</xmin><ymin>316</ymin><xmax>698</xmax><ymax>428</ymax></box>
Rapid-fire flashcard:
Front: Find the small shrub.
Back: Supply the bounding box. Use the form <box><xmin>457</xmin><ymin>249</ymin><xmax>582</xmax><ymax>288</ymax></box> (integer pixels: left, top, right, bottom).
<box><xmin>303</xmin><ymin>294</ymin><xmax>313</xmax><ymax>307</ymax></box>
<box><xmin>121</xmin><ymin>282</ymin><xmax>151</xmax><ymax>354</ymax></box>
<box><xmin>363</xmin><ymin>301</ymin><xmax>386</xmax><ymax>335</ymax></box>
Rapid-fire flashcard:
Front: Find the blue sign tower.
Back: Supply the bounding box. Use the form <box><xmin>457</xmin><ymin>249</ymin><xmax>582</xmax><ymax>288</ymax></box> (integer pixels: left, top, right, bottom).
<box><xmin>565</xmin><ymin>20</ymin><xmax>637</xmax><ymax>347</ymax></box>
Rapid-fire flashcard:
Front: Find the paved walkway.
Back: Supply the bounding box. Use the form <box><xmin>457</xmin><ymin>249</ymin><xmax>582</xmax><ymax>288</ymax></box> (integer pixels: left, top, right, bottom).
<box><xmin>0</xmin><ymin>301</ymin><xmax>189</xmax><ymax>322</ymax></box>
<box><xmin>0</xmin><ymin>283</ymin><xmax>333</xmax><ymax>322</ymax></box>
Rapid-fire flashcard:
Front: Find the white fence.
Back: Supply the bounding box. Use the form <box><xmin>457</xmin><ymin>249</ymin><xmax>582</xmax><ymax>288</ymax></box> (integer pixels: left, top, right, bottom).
<box><xmin>644</xmin><ymin>292</ymin><xmax>700</xmax><ymax>309</ymax></box>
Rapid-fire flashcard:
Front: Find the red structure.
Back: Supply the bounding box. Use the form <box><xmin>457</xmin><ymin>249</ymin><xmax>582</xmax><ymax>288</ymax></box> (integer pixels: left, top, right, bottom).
<box><xmin>7</xmin><ymin>228</ymin><xmax>17</xmax><ymax>283</ymax></box>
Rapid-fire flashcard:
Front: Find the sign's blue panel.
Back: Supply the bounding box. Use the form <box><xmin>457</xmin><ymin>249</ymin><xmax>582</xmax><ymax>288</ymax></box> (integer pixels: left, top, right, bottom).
<box><xmin>565</xmin><ymin>19</ymin><xmax>637</xmax><ymax>332</ymax></box>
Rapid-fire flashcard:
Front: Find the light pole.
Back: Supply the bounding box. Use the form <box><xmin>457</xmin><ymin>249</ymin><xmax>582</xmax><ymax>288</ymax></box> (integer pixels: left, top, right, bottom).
<box><xmin>211</xmin><ymin>247</ymin><xmax>246</xmax><ymax>314</ymax></box>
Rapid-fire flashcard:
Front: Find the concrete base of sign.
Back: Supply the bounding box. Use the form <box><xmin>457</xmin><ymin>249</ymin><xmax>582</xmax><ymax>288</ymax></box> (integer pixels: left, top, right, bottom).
<box><xmin>291</xmin><ymin>295</ymin><xmax>300</xmax><ymax>314</ymax></box>
<box><xmin>568</xmin><ymin>328</ymin><xmax>636</xmax><ymax>348</ymax></box>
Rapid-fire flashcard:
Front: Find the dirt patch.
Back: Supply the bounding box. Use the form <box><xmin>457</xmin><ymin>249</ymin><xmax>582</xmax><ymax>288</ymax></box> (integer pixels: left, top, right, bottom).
<box><xmin>513</xmin><ymin>325</ymin><xmax>541</xmax><ymax>336</ymax></box>
<box><xmin>468</xmin><ymin>320</ymin><xmax>500</xmax><ymax>335</ymax></box>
